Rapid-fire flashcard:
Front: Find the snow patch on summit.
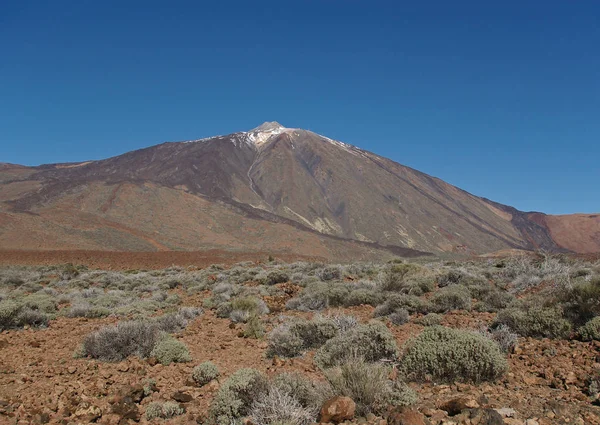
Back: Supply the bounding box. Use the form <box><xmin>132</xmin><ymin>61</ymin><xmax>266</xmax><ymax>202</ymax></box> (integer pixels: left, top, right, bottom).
<box><xmin>246</xmin><ymin>122</ymin><xmax>288</xmax><ymax>147</ymax></box>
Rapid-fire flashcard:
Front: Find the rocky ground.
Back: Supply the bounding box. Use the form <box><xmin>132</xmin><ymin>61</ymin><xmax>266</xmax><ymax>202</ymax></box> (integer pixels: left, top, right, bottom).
<box><xmin>1</xmin><ymin>256</ymin><xmax>600</xmax><ymax>425</ymax></box>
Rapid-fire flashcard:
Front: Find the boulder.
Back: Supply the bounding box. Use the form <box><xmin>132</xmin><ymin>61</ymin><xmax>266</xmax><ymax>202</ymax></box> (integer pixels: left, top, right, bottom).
<box><xmin>319</xmin><ymin>396</ymin><xmax>356</xmax><ymax>423</ymax></box>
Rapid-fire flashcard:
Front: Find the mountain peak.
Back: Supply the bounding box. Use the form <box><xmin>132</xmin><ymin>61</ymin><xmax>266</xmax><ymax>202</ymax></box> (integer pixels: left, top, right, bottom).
<box><xmin>246</xmin><ymin>121</ymin><xmax>288</xmax><ymax>146</ymax></box>
<box><xmin>251</xmin><ymin>121</ymin><xmax>286</xmax><ymax>132</ymax></box>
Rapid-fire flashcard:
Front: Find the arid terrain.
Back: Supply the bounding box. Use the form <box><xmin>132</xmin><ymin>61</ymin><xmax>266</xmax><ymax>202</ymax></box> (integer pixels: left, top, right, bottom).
<box><xmin>1</xmin><ymin>253</ymin><xmax>600</xmax><ymax>425</ymax></box>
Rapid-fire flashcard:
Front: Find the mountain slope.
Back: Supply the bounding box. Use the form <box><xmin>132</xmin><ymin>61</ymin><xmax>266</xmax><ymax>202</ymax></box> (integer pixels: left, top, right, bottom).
<box><xmin>1</xmin><ymin>122</ymin><xmax>597</xmax><ymax>255</ymax></box>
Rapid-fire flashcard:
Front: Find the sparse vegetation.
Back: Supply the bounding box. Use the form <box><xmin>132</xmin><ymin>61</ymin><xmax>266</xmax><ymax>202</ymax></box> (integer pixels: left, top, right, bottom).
<box><xmin>208</xmin><ymin>368</ymin><xmax>268</xmax><ymax>425</ymax></box>
<box><xmin>324</xmin><ymin>357</ymin><xmax>417</xmax><ymax>416</ymax></box>
<box><xmin>314</xmin><ymin>321</ymin><xmax>398</xmax><ymax>368</ymax></box>
<box><xmin>401</xmin><ymin>326</ymin><xmax>508</xmax><ymax>383</ymax></box>
<box><xmin>192</xmin><ymin>361</ymin><xmax>220</xmax><ymax>386</ymax></box>
<box><xmin>150</xmin><ymin>336</ymin><xmax>192</xmax><ymax>365</ymax></box>
<box><xmin>1</xmin><ymin>254</ymin><xmax>599</xmax><ymax>423</ymax></box>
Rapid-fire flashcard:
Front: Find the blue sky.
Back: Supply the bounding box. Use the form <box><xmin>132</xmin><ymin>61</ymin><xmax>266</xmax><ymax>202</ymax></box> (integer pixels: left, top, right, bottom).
<box><xmin>1</xmin><ymin>1</ymin><xmax>598</xmax><ymax>214</ymax></box>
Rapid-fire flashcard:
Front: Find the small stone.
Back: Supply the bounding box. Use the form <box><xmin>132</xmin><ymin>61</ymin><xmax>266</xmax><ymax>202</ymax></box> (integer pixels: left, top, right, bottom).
<box><xmin>439</xmin><ymin>398</ymin><xmax>479</xmax><ymax>416</ymax></box>
<box><xmin>387</xmin><ymin>407</ymin><xmax>426</xmax><ymax>425</ymax></box>
<box><xmin>67</xmin><ymin>366</ymin><xmax>77</xmax><ymax>374</ymax></box>
<box><xmin>495</xmin><ymin>407</ymin><xmax>516</xmax><ymax>418</ymax></box>
<box><xmin>172</xmin><ymin>391</ymin><xmax>193</xmax><ymax>403</ymax></box>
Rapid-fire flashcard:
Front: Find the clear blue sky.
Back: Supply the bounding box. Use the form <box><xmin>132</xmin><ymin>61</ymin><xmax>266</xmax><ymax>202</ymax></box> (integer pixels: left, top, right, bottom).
<box><xmin>1</xmin><ymin>1</ymin><xmax>598</xmax><ymax>214</ymax></box>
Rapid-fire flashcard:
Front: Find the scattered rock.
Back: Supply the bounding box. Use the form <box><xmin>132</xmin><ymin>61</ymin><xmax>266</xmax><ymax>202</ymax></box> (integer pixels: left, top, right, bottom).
<box><xmin>319</xmin><ymin>396</ymin><xmax>356</xmax><ymax>423</ymax></box>
<box><xmin>454</xmin><ymin>408</ymin><xmax>504</xmax><ymax>425</ymax></box>
<box><xmin>74</xmin><ymin>404</ymin><xmax>102</xmax><ymax>422</ymax></box>
<box><xmin>172</xmin><ymin>391</ymin><xmax>193</xmax><ymax>403</ymax></box>
<box><xmin>495</xmin><ymin>407</ymin><xmax>517</xmax><ymax>418</ymax></box>
<box><xmin>439</xmin><ymin>398</ymin><xmax>479</xmax><ymax>416</ymax></box>
<box><xmin>387</xmin><ymin>406</ymin><xmax>426</xmax><ymax>425</ymax></box>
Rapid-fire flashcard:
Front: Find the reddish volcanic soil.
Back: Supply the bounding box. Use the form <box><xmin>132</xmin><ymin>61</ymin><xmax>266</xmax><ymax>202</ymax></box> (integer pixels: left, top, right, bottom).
<box><xmin>1</xmin><ymin>304</ymin><xmax>599</xmax><ymax>424</ymax></box>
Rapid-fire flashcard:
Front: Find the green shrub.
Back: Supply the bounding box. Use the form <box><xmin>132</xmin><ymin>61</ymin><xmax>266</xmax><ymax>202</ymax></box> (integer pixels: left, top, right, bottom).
<box><xmin>401</xmin><ymin>326</ymin><xmax>508</xmax><ymax>383</ymax></box>
<box><xmin>324</xmin><ymin>358</ymin><xmax>416</xmax><ymax>416</ymax></box>
<box><xmin>314</xmin><ymin>322</ymin><xmax>398</xmax><ymax>368</ymax></box>
<box><xmin>208</xmin><ymin>368</ymin><xmax>268</xmax><ymax>425</ymax></box>
<box><xmin>558</xmin><ymin>277</ymin><xmax>600</xmax><ymax>326</ymax></box>
<box><xmin>66</xmin><ymin>303</ymin><xmax>110</xmax><ymax>319</ymax></box>
<box><xmin>378</xmin><ymin>263</ymin><xmax>422</xmax><ymax>292</ymax></box>
<box><xmin>318</xmin><ymin>266</ymin><xmax>342</xmax><ymax>281</ymax></box>
<box><xmin>266</xmin><ymin>316</ymin><xmax>338</xmax><ymax>358</ymax></box>
<box><xmin>494</xmin><ymin>307</ymin><xmax>571</xmax><ymax>339</ymax></box>
<box><xmin>249</xmin><ymin>373</ymin><xmax>326</xmax><ymax>425</ymax></box>
<box><xmin>0</xmin><ymin>300</ymin><xmax>49</xmax><ymax>330</ymax></box>
<box><xmin>430</xmin><ymin>285</ymin><xmax>471</xmax><ymax>312</ymax></box>
<box><xmin>82</xmin><ymin>321</ymin><xmax>160</xmax><ymax>361</ymax></box>
<box><xmin>192</xmin><ymin>361</ymin><xmax>220</xmax><ymax>386</ymax></box>
<box><xmin>230</xmin><ymin>296</ymin><xmax>269</xmax><ymax>322</ymax></box>
<box><xmin>145</xmin><ymin>401</ymin><xmax>184</xmax><ymax>420</ymax></box>
<box><xmin>243</xmin><ymin>316</ymin><xmax>265</xmax><ymax>339</ymax></box>
<box><xmin>344</xmin><ymin>289</ymin><xmax>384</xmax><ymax>307</ymax></box>
<box><xmin>269</xmin><ymin>372</ymin><xmax>327</xmax><ymax>412</ymax></box>
<box><xmin>402</xmin><ymin>275</ymin><xmax>436</xmax><ymax>296</ymax></box>
<box><xmin>286</xmin><ymin>283</ymin><xmax>350</xmax><ymax>311</ymax></box>
<box><xmin>579</xmin><ymin>317</ymin><xmax>600</xmax><ymax>341</ymax></box>
<box><xmin>150</xmin><ymin>336</ymin><xmax>192</xmax><ymax>365</ymax></box>
<box><xmin>373</xmin><ymin>294</ymin><xmax>427</xmax><ymax>316</ymax></box>
<box><xmin>263</xmin><ymin>270</ymin><xmax>289</xmax><ymax>285</ymax></box>
<box><xmin>414</xmin><ymin>313</ymin><xmax>442</xmax><ymax>326</ymax></box>
<box><xmin>388</xmin><ymin>308</ymin><xmax>410</xmax><ymax>325</ymax></box>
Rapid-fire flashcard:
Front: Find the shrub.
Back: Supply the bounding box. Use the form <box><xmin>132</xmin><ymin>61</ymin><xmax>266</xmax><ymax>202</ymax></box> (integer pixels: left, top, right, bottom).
<box><xmin>326</xmin><ymin>314</ymin><xmax>358</xmax><ymax>333</ymax></box>
<box><xmin>82</xmin><ymin>321</ymin><xmax>160</xmax><ymax>361</ymax></box>
<box><xmin>266</xmin><ymin>316</ymin><xmax>339</xmax><ymax>358</ymax></box>
<box><xmin>208</xmin><ymin>368</ymin><xmax>268</xmax><ymax>425</ymax></box>
<box><xmin>270</xmin><ymin>372</ymin><xmax>328</xmax><ymax>413</ymax></box>
<box><xmin>402</xmin><ymin>275</ymin><xmax>436</xmax><ymax>296</ymax></box>
<box><xmin>66</xmin><ymin>302</ymin><xmax>110</xmax><ymax>319</ymax></box>
<box><xmin>344</xmin><ymin>289</ymin><xmax>384</xmax><ymax>307</ymax></box>
<box><xmin>401</xmin><ymin>326</ymin><xmax>508</xmax><ymax>383</ymax></box>
<box><xmin>0</xmin><ymin>300</ymin><xmax>50</xmax><ymax>330</ymax></box>
<box><xmin>145</xmin><ymin>401</ymin><xmax>184</xmax><ymax>420</ymax></box>
<box><xmin>373</xmin><ymin>294</ymin><xmax>427</xmax><ymax>317</ymax></box>
<box><xmin>267</xmin><ymin>324</ymin><xmax>305</xmax><ymax>358</ymax></box>
<box><xmin>286</xmin><ymin>283</ymin><xmax>350</xmax><ymax>311</ymax></box>
<box><xmin>192</xmin><ymin>361</ymin><xmax>220</xmax><ymax>386</ymax></box>
<box><xmin>414</xmin><ymin>313</ymin><xmax>442</xmax><ymax>326</ymax></box>
<box><xmin>314</xmin><ymin>322</ymin><xmax>398</xmax><ymax>368</ymax></box>
<box><xmin>319</xmin><ymin>266</ymin><xmax>342</xmax><ymax>281</ymax></box>
<box><xmin>479</xmin><ymin>325</ymin><xmax>518</xmax><ymax>353</ymax></box>
<box><xmin>249</xmin><ymin>386</ymin><xmax>315</xmax><ymax>425</ymax></box>
<box><xmin>377</xmin><ymin>263</ymin><xmax>422</xmax><ymax>292</ymax></box>
<box><xmin>324</xmin><ymin>358</ymin><xmax>416</xmax><ymax>416</ymax></box>
<box><xmin>263</xmin><ymin>270</ymin><xmax>289</xmax><ymax>285</ymax></box>
<box><xmin>388</xmin><ymin>308</ymin><xmax>410</xmax><ymax>326</ymax></box>
<box><xmin>230</xmin><ymin>296</ymin><xmax>269</xmax><ymax>322</ymax></box>
<box><xmin>579</xmin><ymin>317</ymin><xmax>600</xmax><ymax>341</ymax></box>
<box><xmin>558</xmin><ymin>277</ymin><xmax>600</xmax><ymax>326</ymax></box>
<box><xmin>150</xmin><ymin>336</ymin><xmax>192</xmax><ymax>365</ymax></box>
<box><xmin>243</xmin><ymin>316</ymin><xmax>265</xmax><ymax>339</ymax></box>
<box><xmin>494</xmin><ymin>307</ymin><xmax>571</xmax><ymax>339</ymax></box>
<box><xmin>430</xmin><ymin>285</ymin><xmax>471</xmax><ymax>312</ymax></box>
<box><xmin>476</xmin><ymin>290</ymin><xmax>515</xmax><ymax>312</ymax></box>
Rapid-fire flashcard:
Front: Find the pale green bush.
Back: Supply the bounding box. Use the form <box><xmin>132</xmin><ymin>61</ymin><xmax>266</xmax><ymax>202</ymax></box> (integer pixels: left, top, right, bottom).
<box><xmin>314</xmin><ymin>322</ymin><xmax>398</xmax><ymax>368</ymax></box>
<box><xmin>150</xmin><ymin>336</ymin><xmax>191</xmax><ymax>365</ymax></box>
<box><xmin>579</xmin><ymin>317</ymin><xmax>600</xmax><ymax>341</ymax></box>
<box><xmin>325</xmin><ymin>358</ymin><xmax>416</xmax><ymax>416</ymax></box>
<box><xmin>192</xmin><ymin>361</ymin><xmax>220</xmax><ymax>386</ymax></box>
<box><xmin>208</xmin><ymin>368</ymin><xmax>268</xmax><ymax>425</ymax></box>
<box><xmin>401</xmin><ymin>326</ymin><xmax>508</xmax><ymax>383</ymax></box>
<box><xmin>494</xmin><ymin>307</ymin><xmax>571</xmax><ymax>339</ymax></box>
